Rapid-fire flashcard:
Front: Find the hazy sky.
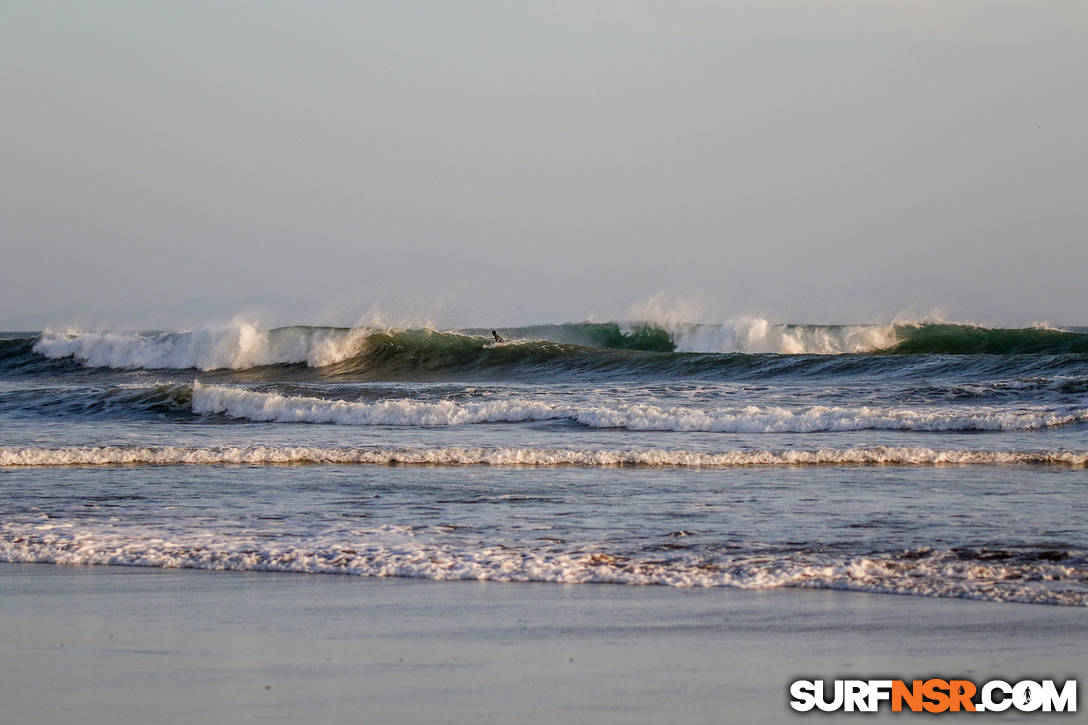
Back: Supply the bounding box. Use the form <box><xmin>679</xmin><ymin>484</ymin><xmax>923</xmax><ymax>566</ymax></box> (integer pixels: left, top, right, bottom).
<box><xmin>2</xmin><ymin>1</ymin><xmax>1085</xmax><ymax>330</ymax></box>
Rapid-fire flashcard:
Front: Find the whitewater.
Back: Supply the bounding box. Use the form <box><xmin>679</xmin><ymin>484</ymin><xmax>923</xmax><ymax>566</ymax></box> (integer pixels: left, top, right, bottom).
<box><xmin>2</xmin><ymin>318</ymin><xmax>1087</xmax><ymax>606</ymax></box>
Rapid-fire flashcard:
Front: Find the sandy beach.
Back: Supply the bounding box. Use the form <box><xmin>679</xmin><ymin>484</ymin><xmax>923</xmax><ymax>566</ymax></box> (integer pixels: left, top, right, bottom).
<box><xmin>1</xmin><ymin>563</ymin><xmax>1083</xmax><ymax>724</ymax></box>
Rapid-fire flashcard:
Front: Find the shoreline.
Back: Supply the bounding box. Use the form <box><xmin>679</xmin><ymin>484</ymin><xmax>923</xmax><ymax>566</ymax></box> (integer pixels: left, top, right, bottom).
<box><xmin>1</xmin><ymin>563</ymin><xmax>1083</xmax><ymax>724</ymax></box>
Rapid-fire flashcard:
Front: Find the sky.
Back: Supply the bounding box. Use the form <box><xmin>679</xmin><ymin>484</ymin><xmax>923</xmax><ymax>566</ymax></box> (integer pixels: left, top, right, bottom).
<box><xmin>1</xmin><ymin>1</ymin><xmax>1086</xmax><ymax>330</ymax></box>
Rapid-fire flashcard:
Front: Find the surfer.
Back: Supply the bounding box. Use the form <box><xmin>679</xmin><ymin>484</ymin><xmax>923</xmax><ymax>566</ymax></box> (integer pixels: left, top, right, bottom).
<box><xmin>491</xmin><ymin>330</ymin><xmax>504</xmax><ymax>343</ymax></box>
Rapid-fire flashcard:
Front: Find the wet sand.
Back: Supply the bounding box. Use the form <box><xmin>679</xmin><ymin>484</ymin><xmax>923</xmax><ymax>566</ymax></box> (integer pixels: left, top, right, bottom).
<box><xmin>0</xmin><ymin>563</ymin><xmax>1083</xmax><ymax>724</ymax></box>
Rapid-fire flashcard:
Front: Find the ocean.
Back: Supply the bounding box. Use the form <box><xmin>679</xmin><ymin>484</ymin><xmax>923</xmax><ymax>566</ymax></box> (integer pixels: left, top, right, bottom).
<box><xmin>1</xmin><ymin>319</ymin><xmax>1086</xmax><ymax>606</ymax></box>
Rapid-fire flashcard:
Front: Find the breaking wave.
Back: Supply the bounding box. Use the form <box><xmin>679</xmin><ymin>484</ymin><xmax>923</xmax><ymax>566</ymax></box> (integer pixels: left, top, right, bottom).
<box><xmin>32</xmin><ymin>322</ymin><xmax>369</xmax><ymax>370</ymax></box>
<box><xmin>189</xmin><ymin>382</ymin><xmax>1086</xmax><ymax>431</ymax></box>
<box><xmin>3</xmin><ymin>320</ymin><xmax>1085</xmax><ymax>383</ymax></box>
<box><xmin>3</xmin><ymin>380</ymin><xmax>1084</xmax><ymax>431</ymax></box>
<box><xmin>27</xmin><ymin>321</ymin><xmax>1088</xmax><ymax>365</ymax></box>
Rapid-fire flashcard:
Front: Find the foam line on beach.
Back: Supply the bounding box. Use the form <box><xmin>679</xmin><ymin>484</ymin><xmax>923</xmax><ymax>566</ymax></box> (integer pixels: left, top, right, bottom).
<box><xmin>1</xmin><ymin>521</ymin><xmax>1084</xmax><ymax>606</ymax></box>
<box><xmin>2</xmin><ymin>445</ymin><xmax>1086</xmax><ymax>467</ymax></box>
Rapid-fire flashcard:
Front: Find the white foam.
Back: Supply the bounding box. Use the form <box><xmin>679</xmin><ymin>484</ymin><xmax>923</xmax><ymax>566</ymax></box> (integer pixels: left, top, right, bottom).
<box><xmin>33</xmin><ymin>321</ymin><xmax>369</xmax><ymax>370</ymax></box>
<box><xmin>191</xmin><ymin>382</ymin><xmax>1087</xmax><ymax>432</ymax></box>
<box><xmin>2</xmin><ymin>445</ymin><xmax>1085</xmax><ymax>467</ymax></box>
<box><xmin>191</xmin><ymin>382</ymin><xmax>563</xmax><ymax>425</ymax></box>
<box><xmin>1</xmin><ymin>520</ymin><xmax>1083</xmax><ymax>605</ymax></box>
<box><xmin>672</xmin><ymin>319</ymin><xmax>900</xmax><ymax>354</ymax></box>
<box><xmin>624</xmin><ymin>294</ymin><xmax>900</xmax><ymax>353</ymax></box>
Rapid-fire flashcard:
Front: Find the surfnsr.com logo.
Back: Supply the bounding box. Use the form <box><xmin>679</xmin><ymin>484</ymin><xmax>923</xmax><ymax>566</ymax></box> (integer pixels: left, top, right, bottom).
<box><xmin>789</xmin><ymin>679</ymin><xmax>1077</xmax><ymax>713</ymax></box>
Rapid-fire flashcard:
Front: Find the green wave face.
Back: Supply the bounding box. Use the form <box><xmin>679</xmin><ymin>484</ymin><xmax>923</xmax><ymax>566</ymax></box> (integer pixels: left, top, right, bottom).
<box><xmin>463</xmin><ymin>323</ymin><xmax>675</xmax><ymax>352</ymax></box>
<box><xmin>581</xmin><ymin>323</ymin><xmax>676</xmax><ymax>352</ymax></box>
<box><xmin>888</xmin><ymin>324</ymin><xmax>1088</xmax><ymax>355</ymax></box>
<box><xmin>329</xmin><ymin>329</ymin><xmax>624</xmax><ymax>379</ymax></box>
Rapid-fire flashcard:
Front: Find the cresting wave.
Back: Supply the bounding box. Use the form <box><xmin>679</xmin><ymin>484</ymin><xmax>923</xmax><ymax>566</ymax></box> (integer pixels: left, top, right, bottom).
<box><xmin>1</xmin><ymin>521</ymin><xmax>1084</xmax><ymax>605</ymax></box>
<box><xmin>17</xmin><ymin>320</ymin><xmax>1088</xmax><ymax>377</ymax></box>
<box><xmin>191</xmin><ymin>382</ymin><xmax>1086</xmax><ymax>432</ymax></box>
<box><xmin>2</xmin><ymin>445</ymin><xmax>1086</xmax><ymax>467</ymax></box>
<box><xmin>32</xmin><ymin>323</ymin><xmax>370</xmax><ymax>370</ymax></box>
